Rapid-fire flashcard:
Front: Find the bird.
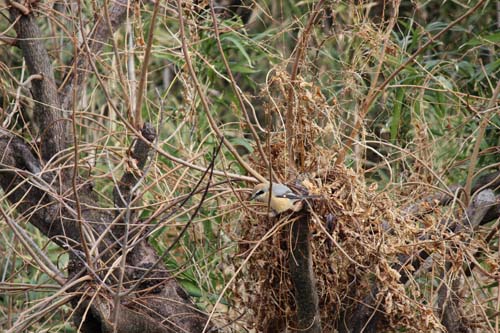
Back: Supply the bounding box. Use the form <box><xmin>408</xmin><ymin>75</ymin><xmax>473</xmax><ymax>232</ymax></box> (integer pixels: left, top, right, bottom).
<box><xmin>249</xmin><ymin>182</ymin><xmax>319</xmax><ymax>214</ymax></box>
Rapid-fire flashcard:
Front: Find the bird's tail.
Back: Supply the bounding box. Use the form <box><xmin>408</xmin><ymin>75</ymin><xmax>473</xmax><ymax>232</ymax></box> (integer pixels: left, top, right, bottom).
<box><xmin>302</xmin><ymin>194</ymin><xmax>322</xmax><ymax>200</ymax></box>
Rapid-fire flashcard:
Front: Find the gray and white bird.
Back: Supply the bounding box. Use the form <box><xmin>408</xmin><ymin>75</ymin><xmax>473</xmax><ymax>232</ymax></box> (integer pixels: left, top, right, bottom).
<box><xmin>249</xmin><ymin>182</ymin><xmax>318</xmax><ymax>214</ymax></box>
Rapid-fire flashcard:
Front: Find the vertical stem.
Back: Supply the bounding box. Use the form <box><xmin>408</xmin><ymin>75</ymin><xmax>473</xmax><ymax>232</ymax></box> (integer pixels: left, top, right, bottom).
<box><xmin>134</xmin><ymin>0</ymin><xmax>161</xmax><ymax>128</ymax></box>
<box><xmin>289</xmin><ymin>214</ymin><xmax>322</xmax><ymax>332</ymax></box>
<box><xmin>496</xmin><ymin>234</ymin><xmax>500</xmax><ymax>333</ymax></box>
<box><xmin>127</xmin><ymin>20</ymin><xmax>137</xmax><ymax>123</ymax></box>
<box><xmin>71</xmin><ymin>27</ymin><xmax>92</xmax><ymax>269</ymax></box>
<box><xmin>464</xmin><ymin>80</ymin><xmax>500</xmax><ymax>202</ymax></box>
<box><xmin>285</xmin><ymin>0</ymin><xmax>324</xmax><ymax>172</ymax></box>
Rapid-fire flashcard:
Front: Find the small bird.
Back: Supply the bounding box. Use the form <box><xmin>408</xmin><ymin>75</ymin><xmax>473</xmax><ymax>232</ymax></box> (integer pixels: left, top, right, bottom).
<box><xmin>249</xmin><ymin>182</ymin><xmax>319</xmax><ymax>214</ymax></box>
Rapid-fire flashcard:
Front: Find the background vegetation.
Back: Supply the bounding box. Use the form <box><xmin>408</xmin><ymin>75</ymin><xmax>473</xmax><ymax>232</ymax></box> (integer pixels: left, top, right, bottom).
<box><xmin>0</xmin><ymin>0</ymin><xmax>499</xmax><ymax>332</ymax></box>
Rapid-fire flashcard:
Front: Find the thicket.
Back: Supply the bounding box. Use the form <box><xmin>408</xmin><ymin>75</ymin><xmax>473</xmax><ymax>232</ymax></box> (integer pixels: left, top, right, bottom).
<box><xmin>0</xmin><ymin>0</ymin><xmax>498</xmax><ymax>332</ymax></box>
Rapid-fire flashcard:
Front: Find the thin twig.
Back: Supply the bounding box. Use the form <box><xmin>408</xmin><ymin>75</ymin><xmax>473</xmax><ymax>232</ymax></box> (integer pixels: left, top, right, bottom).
<box><xmin>464</xmin><ymin>80</ymin><xmax>500</xmax><ymax>202</ymax></box>
<box><xmin>0</xmin><ymin>206</ymin><xmax>66</xmax><ymax>285</ymax></box>
<box><xmin>70</xmin><ymin>26</ymin><xmax>92</xmax><ymax>270</ymax></box>
<box><xmin>176</xmin><ymin>0</ymin><xmax>265</xmax><ymax>183</ymax></box>
<box><xmin>134</xmin><ymin>0</ymin><xmax>161</xmax><ymax>128</ymax></box>
<box><xmin>20</xmin><ymin>74</ymin><xmax>43</xmax><ymax>86</ymax></box>
<box><xmin>336</xmin><ymin>0</ymin><xmax>487</xmax><ymax>165</ymax></box>
<box><xmin>8</xmin><ymin>0</ymin><xmax>30</xmax><ymax>15</ymax></box>
<box><xmin>102</xmin><ymin>0</ymin><xmax>130</xmax><ymax>118</ymax></box>
<box><xmin>285</xmin><ymin>0</ymin><xmax>325</xmax><ymax>171</ymax></box>
<box><xmin>208</xmin><ymin>0</ymin><xmax>277</xmax><ymax>181</ymax></box>
<box><xmin>126</xmin><ymin>20</ymin><xmax>137</xmax><ymax>125</ymax></box>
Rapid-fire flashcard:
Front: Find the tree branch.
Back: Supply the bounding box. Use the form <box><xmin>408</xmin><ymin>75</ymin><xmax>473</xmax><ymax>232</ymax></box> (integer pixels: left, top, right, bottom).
<box><xmin>289</xmin><ymin>213</ymin><xmax>322</xmax><ymax>332</ymax></box>
<box><xmin>10</xmin><ymin>2</ymin><xmax>68</xmax><ymax>161</ymax></box>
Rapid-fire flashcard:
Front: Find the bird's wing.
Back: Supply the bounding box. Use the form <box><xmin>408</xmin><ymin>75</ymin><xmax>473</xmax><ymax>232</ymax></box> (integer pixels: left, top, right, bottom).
<box><xmin>272</xmin><ymin>184</ymin><xmax>303</xmax><ymax>200</ymax></box>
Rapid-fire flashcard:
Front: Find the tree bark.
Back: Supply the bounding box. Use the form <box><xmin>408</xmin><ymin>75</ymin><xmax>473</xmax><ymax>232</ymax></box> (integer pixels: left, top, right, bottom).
<box><xmin>289</xmin><ymin>213</ymin><xmax>322</xmax><ymax>332</ymax></box>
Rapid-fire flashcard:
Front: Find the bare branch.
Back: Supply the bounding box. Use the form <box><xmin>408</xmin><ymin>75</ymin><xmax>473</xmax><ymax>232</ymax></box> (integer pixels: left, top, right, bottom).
<box><xmin>59</xmin><ymin>0</ymin><xmax>131</xmax><ymax>110</ymax></box>
<box><xmin>0</xmin><ymin>33</ymin><xmax>17</xmax><ymax>46</ymax></box>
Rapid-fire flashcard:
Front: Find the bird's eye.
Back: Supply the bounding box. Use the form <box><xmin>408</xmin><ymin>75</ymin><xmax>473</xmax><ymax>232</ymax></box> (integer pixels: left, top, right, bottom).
<box><xmin>255</xmin><ymin>190</ymin><xmax>264</xmax><ymax>196</ymax></box>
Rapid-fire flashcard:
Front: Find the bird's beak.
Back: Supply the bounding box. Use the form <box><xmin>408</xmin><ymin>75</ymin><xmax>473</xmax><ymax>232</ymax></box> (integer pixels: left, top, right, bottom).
<box><xmin>248</xmin><ymin>193</ymin><xmax>256</xmax><ymax>201</ymax></box>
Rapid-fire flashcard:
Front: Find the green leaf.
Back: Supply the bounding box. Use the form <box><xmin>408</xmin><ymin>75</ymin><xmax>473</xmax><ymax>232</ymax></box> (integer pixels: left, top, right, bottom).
<box><xmin>465</xmin><ymin>32</ymin><xmax>500</xmax><ymax>46</ymax></box>
<box><xmin>230</xmin><ymin>137</ymin><xmax>254</xmax><ymax>153</ymax></box>
<box><xmin>390</xmin><ymin>88</ymin><xmax>404</xmax><ymax>142</ymax></box>
<box><xmin>180</xmin><ymin>280</ymin><xmax>203</xmax><ymax>298</ymax></box>
<box><xmin>221</xmin><ymin>35</ymin><xmax>253</xmax><ymax>67</ymax></box>
<box><xmin>229</xmin><ymin>63</ymin><xmax>259</xmax><ymax>74</ymax></box>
